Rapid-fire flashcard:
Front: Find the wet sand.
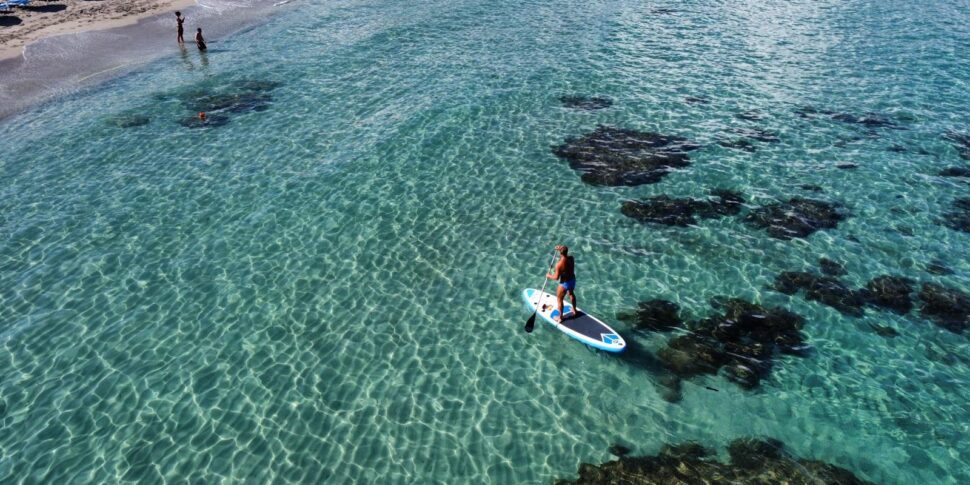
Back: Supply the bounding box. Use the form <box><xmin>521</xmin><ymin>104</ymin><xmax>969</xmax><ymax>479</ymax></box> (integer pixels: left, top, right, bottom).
<box><xmin>0</xmin><ymin>0</ymin><xmax>197</xmax><ymax>61</ymax></box>
<box><xmin>0</xmin><ymin>0</ymin><xmax>283</xmax><ymax>120</ymax></box>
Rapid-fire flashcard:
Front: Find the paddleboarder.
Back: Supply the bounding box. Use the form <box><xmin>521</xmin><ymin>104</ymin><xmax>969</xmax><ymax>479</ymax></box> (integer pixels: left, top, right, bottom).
<box><xmin>546</xmin><ymin>245</ymin><xmax>577</xmax><ymax>323</ymax></box>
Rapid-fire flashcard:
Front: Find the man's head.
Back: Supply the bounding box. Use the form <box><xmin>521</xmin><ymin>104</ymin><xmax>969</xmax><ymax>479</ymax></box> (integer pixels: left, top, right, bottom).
<box><xmin>556</xmin><ymin>245</ymin><xmax>569</xmax><ymax>256</ymax></box>
<box><xmin>175</xmin><ymin>11</ymin><xmax>181</xmax><ymax>17</ymax></box>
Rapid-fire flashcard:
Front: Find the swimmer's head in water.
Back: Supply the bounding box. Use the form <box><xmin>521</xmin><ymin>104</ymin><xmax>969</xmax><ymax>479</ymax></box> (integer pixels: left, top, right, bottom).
<box><xmin>199</xmin><ymin>112</ymin><xmax>206</xmax><ymax>120</ymax></box>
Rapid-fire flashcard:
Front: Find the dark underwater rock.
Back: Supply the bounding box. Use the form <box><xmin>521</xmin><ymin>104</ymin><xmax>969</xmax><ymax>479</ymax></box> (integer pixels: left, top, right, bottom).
<box><xmin>939</xmin><ymin>166</ymin><xmax>970</xmax><ymax>177</ymax></box>
<box><xmin>554</xmin><ymin>437</ymin><xmax>875</xmax><ymax>485</ymax></box>
<box><xmin>651</xmin><ymin>7</ymin><xmax>677</xmax><ymax>14</ymax></box>
<box><xmin>657</xmin><ymin>335</ymin><xmax>727</xmax><ymax>378</ymax></box>
<box><xmin>735</xmin><ymin>110</ymin><xmax>765</xmax><ymax>121</ymax></box>
<box><xmin>656</xmin><ymin>298</ymin><xmax>808</xmax><ymax>389</ymax></box>
<box><xmin>617</xmin><ymin>299</ymin><xmax>683</xmax><ymax>331</ymax></box>
<box><xmin>860</xmin><ymin>275</ymin><xmax>915</xmax><ymax>314</ymax></box>
<box><xmin>773</xmin><ymin>271</ymin><xmax>865</xmax><ymax>317</ymax></box>
<box><xmin>176</xmin><ymin>79</ymin><xmax>279</xmax><ymax>114</ymax></box>
<box><xmin>793</xmin><ymin>105</ymin><xmax>836</xmax><ymax>119</ymax></box>
<box><xmin>744</xmin><ymin>198</ymin><xmax>847</xmax><ymax>240</ymax></box>
<box><xmin>620</xmin><ymin>189</ymin><xmax>745</xmax><ymax>226</ymax></box>
<box><xmin>107</xmin><ymin>114</ymin><xmax>150</xmax><ymax>128</ymax></box>
<box><xmin>833</xmin><ymin>112</ymin><xmax>904</xmax><ymax>130</ymax></box>
<box><xmin>729</xmin><ymin>127</ymin><xmax>780</xmax><ymax>143</ymax></box>
<box><xmin>234</xmin><ymin>79</ymin><xmax>282</xmax><ymax>92</ymax></box>
<box><xmin>889</xmin><ymin>144</ymin><xmax>907</xmax><ymax>153</ymax></box>
<box><xmin>178</xmin><ymin>114</ymin><xmax>230</xmax><ymax>129</ymax></box>
<box><xmin>719</xmin><ymin>138</ymin><xmax>757</xmax><ymax>152</ymax></box>
<box><xmin>182</xmin><ymin>91</ymin><xmax>273</xmax><ymax>114</ymax></box>
<box><xmin>684</xmin><ymin>95</ymin><xmax>710</xmax><ymax>105</ymax></box>
<box><xmin>800</xmin><ymin>184</ymin><xmax>824</xmax><ymax>192</ymax></box>
<box><xmin>925</xmin><ymin>260</ymin><xmax>953</xmax><ymax>276</ymax></box>
<box><xmin>836</xmin><ymin>162</ymin><xmax>859</xmax><ymax>170</ymax></box>
<box><xmin>553</xmin><ymin>125</ymin><xmax>700</xmax><ymax>186</ymax></box>
<box><xmin>559</xmin><ymin>96</ymin><xmax>613</xmax><ymax>110</ymax></box>
<box><xmin>918</xmin><ymin>283</ymin><xmax>970</xmax><ymax>333</ymax></box>
<box><xmin>728</xmin><ymin>437</ymin><xmax>785</xmax><ymax>469</ymax></box>
<box><xmin>868</xmin><ymin>323</ymin><xmax>900</xmax><ymax>338</ymax></box>
<box><xmin>608</xmin><ymin>444</ymin><xmax>631</xmax><ymax>457</ymax></box>
<box><xmin>819</xmin><ymin>258</ymin><xmax>846</xmax><ymax>276</ymax></box>
<box><xmin>942</xmin><ymin>197</ymin><xmax>970</xmax><ymax>233</ymax></box>
<box><xmin>943</xmin><ymin>130</ymin><xmax>970</xmax><ymax>151</ymax></box>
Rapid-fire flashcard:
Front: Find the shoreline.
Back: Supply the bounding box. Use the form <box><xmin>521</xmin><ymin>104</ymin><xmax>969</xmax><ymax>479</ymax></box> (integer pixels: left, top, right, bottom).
<box><xmin>0</xmin><ymin>0</ymin><xmax>198</xmax><ymax>62</ymax></box>
<box><xmin>0</xmin><ymin>0</ymin><xmax>284</xmax><ymax>121</ymax></box>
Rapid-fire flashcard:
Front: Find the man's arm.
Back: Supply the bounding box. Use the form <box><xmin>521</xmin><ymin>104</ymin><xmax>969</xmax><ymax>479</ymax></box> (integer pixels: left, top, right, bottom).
<box><xmin>546</xmin><ymin>259</ymin><xmax>562</xmax><ymax>280</ymax></box>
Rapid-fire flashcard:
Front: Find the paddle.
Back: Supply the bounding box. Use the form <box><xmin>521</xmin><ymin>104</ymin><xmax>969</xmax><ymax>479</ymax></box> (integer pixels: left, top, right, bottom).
<box><xmin>525</xmin><ymin>250</ymin><xmax>561</xmax><ymax>333</ymax></box>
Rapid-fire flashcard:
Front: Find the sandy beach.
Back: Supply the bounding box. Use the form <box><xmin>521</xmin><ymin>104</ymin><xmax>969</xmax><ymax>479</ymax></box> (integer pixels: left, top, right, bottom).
<box><xmin>0</xmin><ymin>0</ymin><xmax>196</xmax><ymax>61</ymax></box>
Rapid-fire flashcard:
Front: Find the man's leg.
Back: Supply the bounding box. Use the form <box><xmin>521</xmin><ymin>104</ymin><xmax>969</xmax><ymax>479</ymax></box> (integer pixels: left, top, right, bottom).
<box><xmin>555</xmin><ymin>284</ymin><xmax>565</xmax><ymax>323</ymax></box>
<box><xmin>568</xmin><ymin>290</ymin><xmax>577</xmax><ymax>316</ymax></box>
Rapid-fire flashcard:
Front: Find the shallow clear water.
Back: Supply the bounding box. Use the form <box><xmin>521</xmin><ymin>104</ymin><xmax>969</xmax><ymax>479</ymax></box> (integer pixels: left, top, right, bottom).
<box><xmin>2</xmin><ymin>0</ymin><xmax>969</xmax><ymax>483</ymax></box>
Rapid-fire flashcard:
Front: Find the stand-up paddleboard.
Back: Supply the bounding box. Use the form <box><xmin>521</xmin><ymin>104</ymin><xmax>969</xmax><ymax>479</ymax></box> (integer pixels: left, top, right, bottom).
<box><xmin>522</xmin><ymin>288</ymin><xmax>626</xmax><ymax>353</ymax></box>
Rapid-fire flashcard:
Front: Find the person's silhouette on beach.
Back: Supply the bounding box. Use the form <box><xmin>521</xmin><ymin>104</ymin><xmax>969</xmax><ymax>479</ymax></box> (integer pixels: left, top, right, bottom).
<box><xmin>195</xmin><ymin>27</ymin><xmax>207</xmax><ymax>51</ymax></box>
<box><xmin>175</xmin><ymin>12</ymin><xmax>185</xmax><ymax>44</ymax></box>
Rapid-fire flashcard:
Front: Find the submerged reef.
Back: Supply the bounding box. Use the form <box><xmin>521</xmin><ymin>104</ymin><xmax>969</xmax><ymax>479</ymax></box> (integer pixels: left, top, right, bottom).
<box><xmin>832</xmin><ymin>112</ymin><xmax>904</xmax><ymax>130</ymax></box>
<box><xmin>793</xmin><ymin>105</ymin><xmax>836</xmax><ymax>119</ymax></box>
<box><xmin>553</xmin><ymin>125</ymin><xmax>700</xmax><ymax>186</ymax></box>
<box><xmin>718</xmin><ymin>138</ymin><xmax>757</xmax><ymax>152</ymax></box>
<box><xmin>939</xmin><ymin>166</ymin><xmax>970</xmax><ymax>177</ymax></box>
<box><xmin>684</xmin><ymin>95</ymin><xmax>710</xmax><ymax>105</ymax></box>
<box><xmin>617</xmin><ymin>299</ymin><xmax>683</xmax><ymax>331</ymax></box>
<box><xmin>735</xmin><ymin>109</ymin><xmax>765</xmax><ymax>121</ymax></box>
<box><xmin>627</xmin><ymin>297</ymin><xmax>808</xmax><ymax>389</ymax></box>
<box><xmin>772</xmin><ymin>272</ymin><xmax>916</xmax><ymax>317</ymax></box>
<box><xmin>559</xmin><ymin>96</ymin><xmax>613</xmax><ymax>110</ymax></box>
<box><xmin>819</xmin><ymin>258</ymin><xmax>846</xmax><ymax>276</ymax></box>
<box><xmin>925</xmin><ymin>260</ymin><xmax>953</xmax><ymax>276</ymax></box>
<box><xmin>555</xmin><ymin>438</ymin><xmax>874</xmax><ymax>485</ymax></box>
<box><xmin>729</xmin><ymin>127</ymin><xmax>780</xmax><ymax>143</ymax></box>
<box><xmin>794</xmin><ymin>106</ymin><xmax>904</xmax><ymax>131</ymax></box>
<box><xmin>620</xmin><ymin>189</ymin><xmax>745</xmax><ymax>227</ymax></box>
<box><xmin>743</xmin><ymin>198</ymin><xmax>847</xmax><ymax>240</ymax></box>
<box><xmin>942</xmin><ymin>197</ymin><xmax>970</xmax><ymax>233</ymax></box>
<box><xmin>944</xmin><ymin>130</ymin><xmax>970</xmax><ymax>160</ymax></box>
<box><xmin>800</xmin><ymin>184</ymin><xmax>824</xmax><ymax>193</ymax></box>
<box><xmin>178</xmin><ymin>114</ymin><xmax>231</xmax><ymax>129</ymax></box>
<box><xmin>918</xmin><ymin>283</ymin><xmax>970</xmax><ymax>333</ymax></box>
<box><xmin>181</xmin><ymin>91</ymin><xmax>273</xmax><ymax>114</ymax></box>
<box><xmin>773</xmin><ymin>272</ymin><xmax>865</xmax><ymax>317</ymax></box>
<box><xmin>620</xmin><ymin>191</ymin><xmax>846</xmax><ymax>241</ymax></box>
<box><xmin>771</xmin><ymin>269</ymin><xmax>967</xmax><ymax>333</ymax></box>
<box><xmin>859</xmin><ymin>275</ymin><xmax>916</xmax><ymax>314</ymax></box>
<box><xmin>171</xmin><ymin>78</ymin><xmax>281</xmax><ymax>128</ymax></box>
<box><xmin>106</xmin><ymin>114</ymin><xmax>150</xmax><ymax>128</ymax></box>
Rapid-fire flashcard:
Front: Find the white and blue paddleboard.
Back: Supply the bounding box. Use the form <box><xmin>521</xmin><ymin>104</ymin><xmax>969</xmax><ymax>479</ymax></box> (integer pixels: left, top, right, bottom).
<box><xmin>522</xmin><ymin>288</ymin><xmax>626</xmax><ymax>353</ymax></box>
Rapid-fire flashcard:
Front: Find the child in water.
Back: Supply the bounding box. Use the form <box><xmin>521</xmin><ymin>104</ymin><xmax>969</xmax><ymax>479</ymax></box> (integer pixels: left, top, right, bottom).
<box><xmin>195</xmin><ymin>28</ymin><xmax>207</xmax><ymax>51</ymax></box>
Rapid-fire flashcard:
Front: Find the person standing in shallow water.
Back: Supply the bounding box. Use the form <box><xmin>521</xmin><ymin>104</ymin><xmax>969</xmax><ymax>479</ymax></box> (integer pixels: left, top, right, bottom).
<box><xmin>195</xmin><ymin>28</ymin><xmax>207</xmax><ymax>51</ymax></box>
<box><xmin>546</xmin><ymin>245</ymin><xmax>577</xmax><ymax>323</ymax></box>
<box><xmin>175</xmin><ymin>12</ymin><xmax>186</xmax><ymax>44</ymax></box>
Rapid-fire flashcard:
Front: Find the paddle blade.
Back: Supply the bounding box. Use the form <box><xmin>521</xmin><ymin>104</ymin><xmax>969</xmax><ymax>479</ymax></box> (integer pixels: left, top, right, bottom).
<box><xmin>524</xmin><ymin>312</ymin><xmax>537</xmax><ymax>333</ymax></box>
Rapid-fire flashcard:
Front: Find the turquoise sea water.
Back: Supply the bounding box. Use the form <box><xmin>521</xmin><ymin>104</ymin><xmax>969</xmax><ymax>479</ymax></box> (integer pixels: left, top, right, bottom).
<box><xmin>2</xmin><ymin>0</ymin><xmax>969</xmax><ymax>482</ymax></box>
